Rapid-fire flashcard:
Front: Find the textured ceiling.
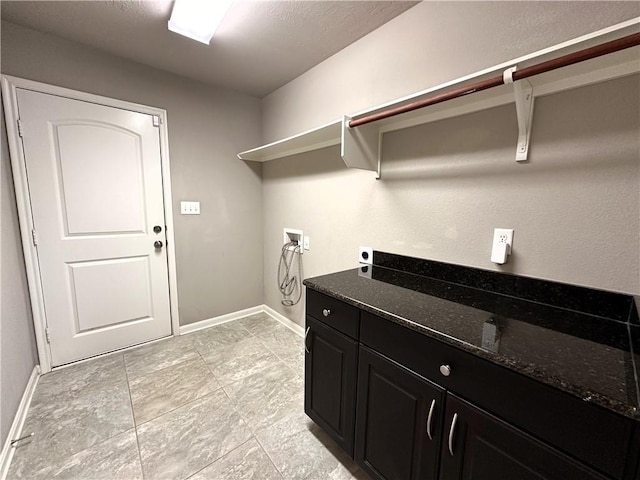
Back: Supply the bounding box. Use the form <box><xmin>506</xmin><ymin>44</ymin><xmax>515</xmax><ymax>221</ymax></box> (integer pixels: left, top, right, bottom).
<box><xmin>1</xmin><ymin>0</ymin><xmax>419</xmax><ymax>97</ymax></box>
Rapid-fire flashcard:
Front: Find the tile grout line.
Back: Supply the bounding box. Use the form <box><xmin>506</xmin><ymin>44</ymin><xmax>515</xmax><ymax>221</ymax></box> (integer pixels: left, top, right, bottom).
<box><xmin>195</xmin><ymin>346</ymin><xmax>227</xmax><ymax>397</ymax></box>
<box><xmin>124</xmin><ymin>341</ymin><xmax>200</xmax><ymax>381</ymax></box>
<box><xmin>252</xmin><ymin>433</ymin><xmax>287</xmax><ymax>479</ymax></box>
<box><xmin>130</xmin><ymin>369</ymin><xmax>223</xmax><ymax>428</ymax></box>
<box><xmin>17</xmin><ymin>354</ymin><xmax>141</xmax><ymax>479</ymax></box>
<box><xmin>126</xmin><ymin>355</ymin><xmax>198</xmax><ymax>383</ymax></box>
<box><xmin>130</xmin><ymin>320</ymin><xmax>260</xmax><ymax>429</ymax></box>
<box><xmin>253</xmin><ymin>327</ymin><xmax>304</xmax><ymax>377</ymax></box>
<box><xmin>192</xmin><ymin>318</ymin><xmax>256</xmax><ymax>384</ymax></box>
<box><xmin>263</xmin><ymin>342</ymin><xmax>304</xmax><ymax>378</ymax></box>
<box><xmin>123</xmin><ymin>353</ymin><xmax>146</xmax><ymax>480</ymax></box>
<box><xmin>182</xmin><ymin>437</ymin><xmax>257</xmax><ymax>480</ymax></box>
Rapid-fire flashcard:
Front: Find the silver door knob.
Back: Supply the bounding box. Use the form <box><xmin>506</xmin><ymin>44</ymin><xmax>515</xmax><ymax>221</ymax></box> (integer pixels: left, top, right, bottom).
<box><xmin>440</xmin><ymin>364</ymin><xmax>452</xmax><ymax>377</ymax></box>
<box><xmin>322</xmin><ymin>309</ymin><xmax>331</xmax><ymax>317</ymax></box>
<box><xmin>154</xmin><ymin>241</ymin><xmax>163</xmax><ymax>249</ymax></box>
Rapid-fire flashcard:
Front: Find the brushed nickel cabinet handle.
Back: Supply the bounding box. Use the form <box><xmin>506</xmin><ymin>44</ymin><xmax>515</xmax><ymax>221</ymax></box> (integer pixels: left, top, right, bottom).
<box><xmin>448</xmin><ymin>413</ymin><xmax>458</xmax><ymax>456</ymax></box>
<box><xmin>304</xmin><ymin>327</ymin><xmax>310</xmax><ymax>354</ymax></box>
<box><xmin>322</xmin><ymin>309</ymin><xmax>331</xmax><ymax>317</ymax></box>
<box><xmin>426</xmin><ymin>399</ymin><xmax>436</xmax><ymax>440</ymax></box>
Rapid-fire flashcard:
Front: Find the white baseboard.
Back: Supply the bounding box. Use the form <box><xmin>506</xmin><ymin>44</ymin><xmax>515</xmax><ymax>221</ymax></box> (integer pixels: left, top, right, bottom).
<box><xmin>179</xmin><ymin>305</ymin><xmax>265</xmax><ymax>335</ymax></box>
<box><xmin>263</xmin><ymin>305</ymin><xmax>305</xmax><ymax>337</ymax></box>
<box><xmin>178</xmin><ymin>304</ymin><xmax>305</xmax><ymax>338</ymax></box>
<box><xmin>0</xmin><ymin>366</ymin><xmax>40</xmax><ymax>480</ymax></box>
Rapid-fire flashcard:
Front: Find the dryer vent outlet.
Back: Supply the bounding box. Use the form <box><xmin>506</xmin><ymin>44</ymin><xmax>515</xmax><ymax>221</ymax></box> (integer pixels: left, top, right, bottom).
<box><xmin>359</xmin><ymin>246</ymin><xmax>373</xmax><ymax>265</ymax></box>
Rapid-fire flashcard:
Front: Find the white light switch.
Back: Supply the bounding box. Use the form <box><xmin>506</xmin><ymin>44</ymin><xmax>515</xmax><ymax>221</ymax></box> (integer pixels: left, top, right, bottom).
<box><xmin>180</xmin><ymin>201</ymin><xmax>200</xmax><ymax>215</ymax></box>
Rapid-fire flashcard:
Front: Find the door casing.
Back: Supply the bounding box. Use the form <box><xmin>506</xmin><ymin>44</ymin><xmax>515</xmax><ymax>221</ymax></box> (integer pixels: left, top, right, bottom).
<box><xmin>2</xmin><ymin>75</ymin><xmax>180</xmax><ymax>373</ymax></box>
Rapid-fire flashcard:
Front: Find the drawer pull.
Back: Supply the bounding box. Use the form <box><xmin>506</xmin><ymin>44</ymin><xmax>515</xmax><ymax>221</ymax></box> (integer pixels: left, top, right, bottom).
<box><xmin>426</xmin><ymin>399</ymin><xmax>436</xmax><ymax>440</ymax></box>
<box><xmin>448</xmin><ymin>413</ymin><xmax>458</xmax><ymax>456</ymax></box>
<box><xmin>322</xmin><ymin>309</ymin><xmax>331</xmax><ymax>317</ymax></box>
<box><xmin>440</xmin><ymin>364</ymin><xmax>452</xmax><ymax>377</ymax></box>
<box><xmin>304</xmin><ymin>327</ymin><xmax>310</xmax><ymax>354</ymax></box>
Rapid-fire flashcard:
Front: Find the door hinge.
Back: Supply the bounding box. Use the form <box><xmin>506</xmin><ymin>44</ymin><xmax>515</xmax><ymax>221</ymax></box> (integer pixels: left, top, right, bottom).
<box><xmin>17</xmin><ymin>119</ymin><xmax>24</xmax><ymax>137</ymax></box>
<box><xmin>31</xmin><ymin>228</ymin><xmax>38</xmax><ymax>246</ymax></box>
<box><xmin>45</xmin><ymin>327</ymin><xmax>51</xmax><ymax>343</ymax></box>
<box><xmin>152</xmin><ymin>115</ymin><xmax>161</xmax><ymax>127</ymax></box>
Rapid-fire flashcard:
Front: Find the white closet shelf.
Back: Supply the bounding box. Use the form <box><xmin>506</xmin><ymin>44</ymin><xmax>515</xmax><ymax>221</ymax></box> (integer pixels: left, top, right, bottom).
<box><xmin>238</xmin><ymin>18</ymin><xmax>640</xmax><ymax>174</ymax></box>
<box><xmin>237</xmin><ymin>120</ymin><xmax>341</xmax><ymax>162</ymax></box>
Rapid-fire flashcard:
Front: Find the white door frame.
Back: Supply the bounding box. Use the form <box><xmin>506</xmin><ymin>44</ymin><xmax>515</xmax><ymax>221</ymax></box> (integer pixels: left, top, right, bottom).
<box><xmin>2</xmin><ymin>75</ymin><xmax>181</xmax><ymax>373</ymax></box>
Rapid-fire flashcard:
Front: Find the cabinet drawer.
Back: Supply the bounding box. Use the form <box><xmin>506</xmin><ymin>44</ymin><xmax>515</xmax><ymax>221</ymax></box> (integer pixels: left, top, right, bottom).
<box><xmin>306</xmin><ymin>289</ymin><xmax>360</xmax><ymax>339</ymax></box>
<box><xmin>360</xmin><ymin>311</ymin><xmax>634</xmax><ymax>480</ymax></box>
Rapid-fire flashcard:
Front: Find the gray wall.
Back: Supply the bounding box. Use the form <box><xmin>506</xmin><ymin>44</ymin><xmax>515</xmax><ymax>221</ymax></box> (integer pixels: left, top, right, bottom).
<box><xmin>262</xmin><ymin>1</ymin><xmax>640</xmax><ymax>141</ymax></box>
<box><xmin>261</xmin><ymin>2</ymin><xmax>640</xmax><ymax>326</ymax></box>
<box><xmin>1</xmin><ymin>21</ymin><xmax>264</xmax><ymax>326</ymax></box>
<box><xmin>0</xmin><ymin>96</ymin><xmax>38</xmax><ymax>447</ymax></box>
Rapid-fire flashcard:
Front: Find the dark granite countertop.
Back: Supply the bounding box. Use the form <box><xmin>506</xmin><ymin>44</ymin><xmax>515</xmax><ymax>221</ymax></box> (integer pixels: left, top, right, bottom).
<box><xmin>303</xmin><ymin>261</ymin><xmax>640</xmax><ymax>420</ymax></box>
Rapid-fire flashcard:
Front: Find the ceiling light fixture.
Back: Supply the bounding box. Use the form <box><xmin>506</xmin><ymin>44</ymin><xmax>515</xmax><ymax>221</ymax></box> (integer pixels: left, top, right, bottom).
<box><xmin>168</xmin><ymin>0</ymin><xmax>234</xmax><ymax>45</ymax></box>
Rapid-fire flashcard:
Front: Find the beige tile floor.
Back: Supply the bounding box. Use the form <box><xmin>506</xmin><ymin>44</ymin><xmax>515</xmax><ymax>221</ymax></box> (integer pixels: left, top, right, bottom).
<box><xmin>7</xmin><ymin>313</ymin><xmax>368</xmax><ymax>480</ymax></box>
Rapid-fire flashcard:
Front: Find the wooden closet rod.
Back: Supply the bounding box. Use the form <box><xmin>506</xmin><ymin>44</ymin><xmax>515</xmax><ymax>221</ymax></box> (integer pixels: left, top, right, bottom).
<box><xmin>348</xmin><ymin>32</ymin><xmax>640</xmax><ymax>128</ymax></box>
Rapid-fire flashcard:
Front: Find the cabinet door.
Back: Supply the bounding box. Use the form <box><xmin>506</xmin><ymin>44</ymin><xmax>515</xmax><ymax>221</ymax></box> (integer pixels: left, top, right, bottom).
<box><xmin>439</xmin><ymin>394</ymin><xmax>609</xmax><ymax>480</ymax></box>
<box><xmin>355</xmin><ymin>346</ymin><xmax>445</xmax><ymax>480</ymax></box>
<box><xmin>304</xmin><ymin>315</ymin><xmax>358</xmax><ymax>456</ymax></box>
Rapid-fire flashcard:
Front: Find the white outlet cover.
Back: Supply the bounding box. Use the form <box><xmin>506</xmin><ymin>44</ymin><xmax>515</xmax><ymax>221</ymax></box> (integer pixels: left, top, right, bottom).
<box><xmin>492</xmin><ymin>228</ymin><xmax>514</xmax><ymax>254</ymax></box>
<box><xmin>359</xmin><ymin>246</ymin><xmax>373</xmax><ymax>264</ymax></box>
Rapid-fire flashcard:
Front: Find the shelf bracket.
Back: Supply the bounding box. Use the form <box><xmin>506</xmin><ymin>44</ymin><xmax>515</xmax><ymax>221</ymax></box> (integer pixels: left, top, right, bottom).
<box><xmin>504</xmin><ymin>67</ymin><xmax>535</xmax><ymax>162</ymax></box>
<box><xmin>341</xmin><ymin>115</ymin><xmax>380</xmax><ymax>177</ymax></box>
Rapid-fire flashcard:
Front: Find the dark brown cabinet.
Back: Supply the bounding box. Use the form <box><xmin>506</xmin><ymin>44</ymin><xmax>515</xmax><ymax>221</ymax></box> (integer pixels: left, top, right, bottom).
<box><xmin>304</xmin><ymin>289</ymin><xmax>637</xmax><ymax>480</ymax></box>
<box><xmin>359</xmin><ymin>311</ymin><xmax>634</xmax><ymax>480</ymax></box>
<box><xmin>355</xmin><ymin>346</ymin><xmax>444</xmax><ymax>480</ymax></box>
<box><xmin>355</xmin><ymin>346</ymin><xmax>607</xmax><ymax>480</ymax></box>
<box><xmin>439</xmin><ymin>394</ymin><xmax>609</xmax><ymax>480</ymax></box>
<box><xmin>304</xmin><ymin>315</ymin><xmax>358</xmax><ymax>456</ymax></box>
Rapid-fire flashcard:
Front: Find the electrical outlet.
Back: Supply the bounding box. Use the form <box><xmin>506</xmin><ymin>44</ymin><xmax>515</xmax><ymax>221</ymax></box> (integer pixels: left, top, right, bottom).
<box><xmin>493</xmin><ymin>228</ymin><xmax>514</xmax><ymax>254</ymax></box>
<box><xmin>359</xmin><ymin>246</ymin><xmax>373</xmax><ymax>265</ymax></box>
<box><xmin>491</xmin><ymin>228</ymin><xmax>514</xmax><ymax>264</ymax></box>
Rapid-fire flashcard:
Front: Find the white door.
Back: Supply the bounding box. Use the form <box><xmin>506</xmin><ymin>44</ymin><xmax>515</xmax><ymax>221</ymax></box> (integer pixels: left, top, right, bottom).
<box><xmin>16</xmin><ymin>89</ymin><xmax>172</xmax><ymax>367</ymax></box>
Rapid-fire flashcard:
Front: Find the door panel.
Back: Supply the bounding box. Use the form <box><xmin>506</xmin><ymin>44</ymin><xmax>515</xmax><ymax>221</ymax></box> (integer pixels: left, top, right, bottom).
<box><xmin>54</xmin><ymin>122</ymin><xmax>146</xmax><ymax>235</ymax></box>
<box><xmin>69</xmin><ymin>256</ymin><xmax>152</xmax><ymax>331</ymax></box>
<box><xmin>16</xmin><ymin>89</ymin><xmax>171</xmax><ymax>366</ymax></box>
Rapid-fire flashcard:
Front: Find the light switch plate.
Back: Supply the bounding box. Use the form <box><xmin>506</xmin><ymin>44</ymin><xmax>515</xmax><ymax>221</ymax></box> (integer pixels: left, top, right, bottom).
<box><xmin>181</xmin><ymin>201</ymin><xmax>200</xmax><ymax>215</ymax></box>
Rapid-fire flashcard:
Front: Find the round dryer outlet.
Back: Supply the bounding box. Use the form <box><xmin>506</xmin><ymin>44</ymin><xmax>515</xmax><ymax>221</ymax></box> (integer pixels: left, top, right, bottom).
<box><xmin>359</xmin><ymin>246</ymin><xmax>373</xmax><ymax>265</ymax></box>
